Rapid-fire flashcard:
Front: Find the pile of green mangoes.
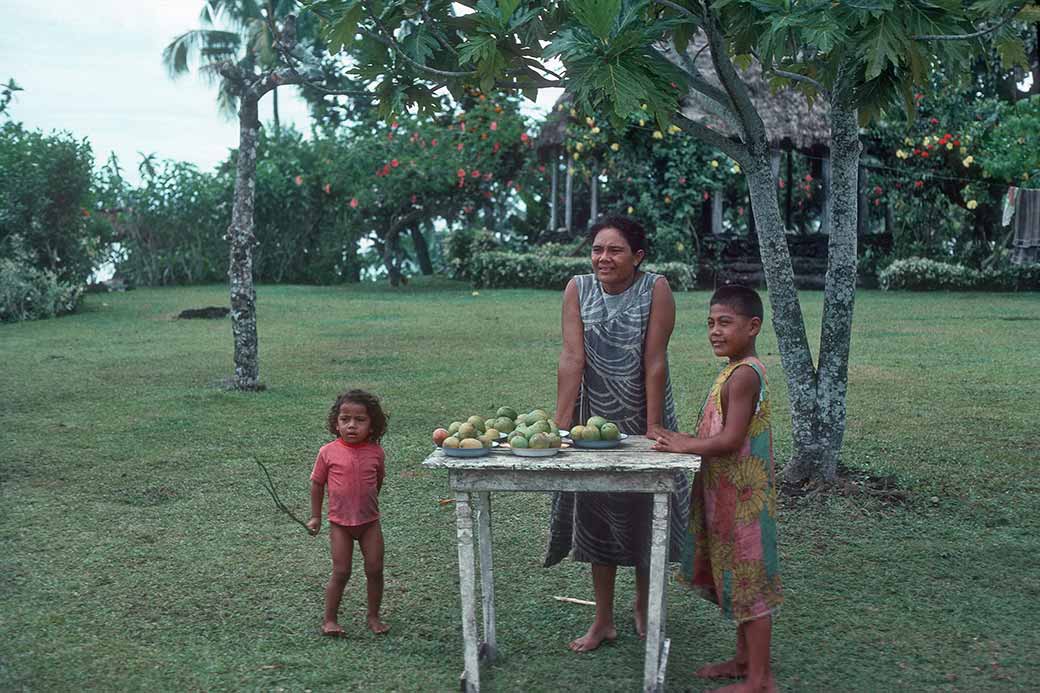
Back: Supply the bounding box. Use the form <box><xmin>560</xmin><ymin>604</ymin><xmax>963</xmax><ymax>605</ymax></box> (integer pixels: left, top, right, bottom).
<box><xmin>569</xmin><ymin>416</ymin><xmax>621</xmax><ymax>442</ymax></box>
<box><xmin>506</xmin><ymin>409</ymin><xmax>564</xmax><ymax>450</ymax></box>
<box><xmin>433</xmin><ymin>406</ymin><xmax>521</xmax><ymax>449</ymax></box>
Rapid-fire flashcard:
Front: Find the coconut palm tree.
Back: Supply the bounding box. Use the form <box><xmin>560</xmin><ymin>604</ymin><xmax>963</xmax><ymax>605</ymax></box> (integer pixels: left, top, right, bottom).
<box><xmin>162</xmin><ymin>0</ymin><xmax>312</xmax><ymax>129</ymax></box>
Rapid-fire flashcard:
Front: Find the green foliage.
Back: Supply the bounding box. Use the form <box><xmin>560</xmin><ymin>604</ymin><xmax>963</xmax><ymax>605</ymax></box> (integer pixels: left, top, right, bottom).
<box><xmin>0</xmin><ymin>121</ymin><xmax>104</xmax><ymax>287</ymax></box>
<box><xmin>974</xmin><ymin>94</ymin><xmax>1040</xmax><ymax>184</ymax></box>
<box><xmin>879</xmin><ymin>257</ymin><xmax>1040</xmax><ymax>291</ymax></box>
<box><xmin>468</xmin><ymin>250</ymin><xmax>695</xmax><ymax>290</ymax></box>
<box><xmin>443</xmin><ymin>226</ymin><xmax>502</xmax><ymax>280</ymax></box>
<box><xmin>96</xmin><ymin>156</ymin><xmax>231</xmax><ymax>286</ymax></box>
<box><xmin>0</xmin><ymin>78</ymin><xmax>22</xmax><ymax>117</ymax></box>
<box><xmin>0</xmin><ymin>235</ymin><xmax>82</xmax><ymax>322</ymax></box>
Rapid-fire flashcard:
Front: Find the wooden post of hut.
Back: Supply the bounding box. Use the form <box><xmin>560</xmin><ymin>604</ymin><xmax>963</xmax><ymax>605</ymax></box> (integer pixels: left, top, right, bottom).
<box><xmin>590</xmin><ymin>166</ymin><xmax>599</xmax><ymax>223</ymax></box>
<box><xmin>711</xmin><ymin>190</ymin><xmax>724</xmax><ymax>235</ymax></box>
<box><xmin>549</xmin><ymin>153</ymin><xmax>559</xmax><ymax>230</ymax></box>
<box><xmin>565</xmin><ymin>162</ymin><xmax>574</xmax><ymax>232</ymax></box>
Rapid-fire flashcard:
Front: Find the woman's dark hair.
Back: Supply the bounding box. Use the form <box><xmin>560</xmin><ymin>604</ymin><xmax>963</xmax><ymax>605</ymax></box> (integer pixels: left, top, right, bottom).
<box><xmin>326</xmin><ymin>389</ymin><xmax>389</xmax><ymax>442</ymax></box>
<box><xmin>587</xmin><ymin>215</ymin><xmax>648</xmax><ymax>261</ymax></box>
<box><xmin>710</xmin><ymin>284</ymin><xmax>764</xmax><ymax>320</ymax></box>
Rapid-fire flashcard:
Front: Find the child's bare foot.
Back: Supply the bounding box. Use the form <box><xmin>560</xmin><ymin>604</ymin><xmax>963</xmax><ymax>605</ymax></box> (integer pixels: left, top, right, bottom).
<box><xmin>568</xmin><ymin>623</ymin><xmax>617</xmax><ymax>652</ymax></box>
<box><xmin>367</xmin><ymin>616</ymin><xmax>390</xmax><ymax>634</ymax></box>
<box><xmin>704</xmin><ymin>678</ymin><xmax>776</xmax><ymax>693</ymax></box>
<box><xmin>321</xmin><ymin>620</ymin><xmax>345</xmax><ymax>637</ymax></box>
<box><xmin>695</xmin><ymin>659</ymin><xmax>747</xmax><ymax>679</ymax></box>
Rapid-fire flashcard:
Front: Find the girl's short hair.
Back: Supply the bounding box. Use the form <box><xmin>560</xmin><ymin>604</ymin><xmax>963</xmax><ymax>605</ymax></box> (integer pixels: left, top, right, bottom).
<box><xmin>327</xmin><ymin>389</ymin><xmax>389</xmax><ymax>442</ymax></box>
<box><xmin>587</xmin><ymin>215</ymin><xmax>649</xmax><ymax>261</ymax></box>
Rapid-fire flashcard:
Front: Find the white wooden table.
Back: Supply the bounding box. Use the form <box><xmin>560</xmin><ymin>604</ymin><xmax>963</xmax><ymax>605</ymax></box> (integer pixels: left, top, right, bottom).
<box><xmin>421</xmin><ymin>436</ymin><xmax>699</xmax><ymax>692</ymax></box>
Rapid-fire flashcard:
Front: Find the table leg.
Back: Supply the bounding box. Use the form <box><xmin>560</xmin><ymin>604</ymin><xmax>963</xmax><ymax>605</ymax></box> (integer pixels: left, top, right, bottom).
<box><xmin>455</xmin><ymin>492</ymin><xmax>480</xmax><ymax>692</ymax></box>
<box><xmin>476</xmin><ymin>491</ymin><xmax>497</xmax><ymax>662</ymax></box>
<box><xmin>643</xmin><ymin>491</ymin><xmax>670</xmax><ymax>692</ymax></box>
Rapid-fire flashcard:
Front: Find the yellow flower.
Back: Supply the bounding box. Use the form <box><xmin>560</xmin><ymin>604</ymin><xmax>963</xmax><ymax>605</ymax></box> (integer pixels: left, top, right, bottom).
<box><xmin>591</xmin><ymin>126</ymin><xmax>601</xmax><ymax>135</ymax></box>
<box><xmin>653</xmin><ymin>130</ymin><xmax>663</xmax><ymax>140</ymax></box>
<box><xmin>638</xmin><ymin>119</ymin><xmax>646</xmax><ymax>127</ymax></box>
<box><xmin>668</xmin><ymin>124</ymin><xmax>681</xmax><ymax>134</ymax></box>
<box><xmin>923</xmin><ymin>135</ymin><xmax>933</xmax><ymax>146</ymax></box>
<box><xmin>676</xmin><ymin>241</ymin><xmax>685</xmax><ymax>252</ymax></box>
<box><xmin>569</xmin><ymin>108</ymin><xmax>577</xmax><ymax>117</ymax></box>
<box><xmin>610</xmin><ymin>142</ymin><xmax>620</xmax><ymax>152</ymax></box>
<box><xmin>946</xmin><ymin>142</ymin><xmax>954</xmax><ymax>150</ymax></box>
<box><xmin>747</xmin><ymin>398</ymin><xmax>771</xmax><ymax>438</ymax></box>
<box><xmin>903</xmin><ymin>137</ymin><xmax>914</xmax><ymax>146</ymax></box>
<box><xmin>641</xmin><ymin>103</ymin><xmax>648</xmax><ymax>110</ymax></box>
<box><xmin>728</xmin><ymin>457</ymin><xmax>770</xmax><ymax>523</ymax></box>
<box><xmin>896</xmin><ymin>149</ymin><xmax>908</xmax><ymax>159</ymax></box>
<box><xmin>627</xmin><ymin>206</ymin><xmax>634</xmax><ymax>214</ymax></box>
<box><xmin>966</xmin><ymin>199</ymin><xmax>978</xmax><ymax>210</ymax></box>
<box><xmin>575</xmin><ymin>142</ymin><xmax>584</xmax><ymax>152</ymax></box>
<box><xmin>960</xmin><ymin>146</ymin><xmax>967</xmax><ymax>155</ymax></box>
<box><xmin>572</xmin><ymin>152</ymin><xmax>580</xmax><ymax>160</ymax></box>
<box><xmin>731</xmin><ymin>164</ymin><xmax>741</xmax><ymax>174</ymax></box>
<box><xmin>585</xmin><ymin>116</ymin><xmax>595</xmax><ymax>127</ymax></box>
<box><xmin>962</xmin><ymin>155</ymin><xmax>974</xmax><ymax>167</ymax></box>
<box><xmin>731</xmin><ymin>560</ymin><xmax>767</xmax><ymax>609</ymax></box>
<box><xmin>710</xmin><ymin>160</ymin><xmax>719</xmax><ymax>168</ymax></box>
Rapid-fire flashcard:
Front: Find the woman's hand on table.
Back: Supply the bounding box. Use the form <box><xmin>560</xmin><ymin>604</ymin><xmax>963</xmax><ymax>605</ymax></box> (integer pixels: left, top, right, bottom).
<box><xmin>651</xmin><ymin>429</ymin><xmax>697</xmax><ymax>454</ymax></box>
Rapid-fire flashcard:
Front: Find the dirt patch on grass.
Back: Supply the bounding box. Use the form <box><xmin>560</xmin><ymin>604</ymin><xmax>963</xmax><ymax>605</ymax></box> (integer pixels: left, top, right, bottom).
<box><xmin>780</xmin><ymin>464</ymin><xmax>908</xmax><ymax>505</ymax></box>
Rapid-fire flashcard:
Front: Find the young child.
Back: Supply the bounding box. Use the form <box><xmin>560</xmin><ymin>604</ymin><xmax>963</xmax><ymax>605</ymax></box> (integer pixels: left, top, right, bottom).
<box><xmin>306</xmin><ymin>389</ymin><xmax>391</xmax><ymax>636</ymax></box>
<box><xmin>653</xmin><ymin>285</ymin><xmax>782</xmax><ymax>693</ymax></box>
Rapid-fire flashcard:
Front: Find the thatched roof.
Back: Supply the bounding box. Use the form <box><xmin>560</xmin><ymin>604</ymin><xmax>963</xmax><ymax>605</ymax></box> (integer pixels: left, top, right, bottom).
<box><xmin>535</xmin><ymin>40</ymin><xmax>830</xmax><ymax>153</ymax></box>
<box><xmin>680</xmin><ymin>37</ymin><xmax>830</xmax><ymax>152</ymax></box>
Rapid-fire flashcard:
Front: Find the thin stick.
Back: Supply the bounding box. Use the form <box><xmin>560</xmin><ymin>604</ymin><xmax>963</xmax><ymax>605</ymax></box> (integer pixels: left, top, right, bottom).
<box><xmin>255</xmin><ymin>457</ymin><xmax>314</xmax><ymax>534</ymax></box>
<box><xmin>553</xmin><ymin>596</ymin><xmax>596</xmax><ymax>606</ymax></box>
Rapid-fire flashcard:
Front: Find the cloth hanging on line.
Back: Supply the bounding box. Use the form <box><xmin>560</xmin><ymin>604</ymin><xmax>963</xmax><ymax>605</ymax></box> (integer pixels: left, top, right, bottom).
<box><xmin>1003</xmin><ymin>186</ymin><xmax>1040</xmax><ymax>265</ymax></box>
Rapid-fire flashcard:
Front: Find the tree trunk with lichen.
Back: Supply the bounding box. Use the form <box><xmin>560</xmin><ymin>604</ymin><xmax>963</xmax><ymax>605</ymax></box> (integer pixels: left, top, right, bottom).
<box><xmin>227</xmin><ymin>93</ymin><xmax>263</xmax><ymax>390</ymax></box>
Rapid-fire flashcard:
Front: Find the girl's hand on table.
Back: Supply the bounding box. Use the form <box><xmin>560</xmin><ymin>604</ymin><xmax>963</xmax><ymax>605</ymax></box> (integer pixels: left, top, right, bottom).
<box><xmin>651</xmin><ymin>430</ymin><xmax>696</xmax><ymax>454</ymax></box>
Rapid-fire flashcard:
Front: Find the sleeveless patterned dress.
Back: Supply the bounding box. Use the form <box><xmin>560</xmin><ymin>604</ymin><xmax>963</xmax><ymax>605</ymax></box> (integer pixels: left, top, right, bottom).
<box><xmin>677</xmin><ymin>357</ymin><xmax>783</xmax><ymax>622</ymax></box>
<box><xmin>544</xmin><ymin>272</ymin><xmax>690</xmax><ymax>569</ymax></box>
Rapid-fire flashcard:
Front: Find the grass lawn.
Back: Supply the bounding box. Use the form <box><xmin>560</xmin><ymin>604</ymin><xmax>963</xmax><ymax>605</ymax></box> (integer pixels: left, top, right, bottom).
<box><xmin>2</xmin><ymin>280</ymin><xmax>1038</xmax><ymax>692</ymax></box>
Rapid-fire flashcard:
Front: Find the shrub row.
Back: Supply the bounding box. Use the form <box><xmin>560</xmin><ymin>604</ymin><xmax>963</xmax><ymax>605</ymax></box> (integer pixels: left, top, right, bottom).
<box><xmin>0</xmin><ymin>238</ymin><xmax>82</xmax><ymax>322</ymax></box>
<box><xmin>468</xmin><ymin>251</ymin><xmax>696</xmax><ymax>291</ymax></box>
<box><xmin>879</xmin><ymin>257</ymin><xmax>1040</xmax><ymax>291</ymax></box>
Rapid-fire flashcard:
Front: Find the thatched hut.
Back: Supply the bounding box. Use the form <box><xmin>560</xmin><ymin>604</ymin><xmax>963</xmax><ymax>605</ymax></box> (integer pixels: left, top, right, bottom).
<box><xmin>678</xmin><ymin>37</ymin><xmax>833</xmax><ymax>235</ymax></box>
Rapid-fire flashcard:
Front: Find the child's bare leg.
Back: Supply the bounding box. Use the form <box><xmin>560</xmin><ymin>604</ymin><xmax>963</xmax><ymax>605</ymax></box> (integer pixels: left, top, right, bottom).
<box><xmin>704</xmin><ymin>616</ymin><xmax>776</xmax><ymax>693</ymax></box>
<box><xmin>323</xmin><ymin>523</ymin><xmax>353</xmax><ymax>636</ymax></box>
<box><xmin>358</xmin><ymin>520</ymin><xmax>389</xmax><ymax>634</ymax></box>
<box><xmin>633</xmin><ymin>566</ymin><xmax>648</xmax><ymax>639</ymax></box>
<box><xmin>569</xmin><ymin>563</ymin><xmax>618</xmax><ymax>652</ymax></box>
<box><xmin>696</xmin><ymin>620</ymin><xmax>748</xmax><ymax>679</ymax></box>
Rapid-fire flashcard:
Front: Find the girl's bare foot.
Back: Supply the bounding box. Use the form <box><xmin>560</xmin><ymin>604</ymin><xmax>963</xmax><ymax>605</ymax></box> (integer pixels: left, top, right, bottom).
<box><xmin>695</xmin><ymin>659</ymin><xmax>747</xmax><ymax>679</ymax></box>
<box><xmin>367</xmin><ymin>616</ymin><xmax>390</xmax><ymax>634</ymax></box>
<box><xmin>321</xmin><ymin>621</ymin><xmax>346</xmax><ymax>637</ymax></box>
<box><xmin>568</xmin><ymin>623</ymin><xmax>617</xmax><ymax>652</ymax></box>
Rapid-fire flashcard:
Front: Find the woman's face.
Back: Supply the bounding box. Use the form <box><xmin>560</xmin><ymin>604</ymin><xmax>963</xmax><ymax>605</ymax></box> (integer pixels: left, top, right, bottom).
<box><xmin>591</xmin><ymin>227</ymin><xmax>644</xmax><ymax>287</ymax></box>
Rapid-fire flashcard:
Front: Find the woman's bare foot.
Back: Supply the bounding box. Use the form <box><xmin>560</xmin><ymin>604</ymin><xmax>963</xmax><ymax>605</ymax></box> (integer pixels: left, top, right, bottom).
<box><xmin>633</xmin><ymin>598</ymin><xmax>646</xmax><ymax>639</ymax></box>
<box><xmin>367</xmin><ymin>616</ymin><xmax>390</xmax><ymax>634</ymax></box>
<box><xmin>321</xmin><ymin>620</ymin><xmax>346</xmax><ymax>637</ymax></box>
<box><xmin>695</xmin><ymin>659</ymin><xmax>747</xmax><ymax>679</ymax></box>
<box><xmin>568</xmin><ymin>622</ymin><xmax>617</xmax><ymax>652</ymax></box>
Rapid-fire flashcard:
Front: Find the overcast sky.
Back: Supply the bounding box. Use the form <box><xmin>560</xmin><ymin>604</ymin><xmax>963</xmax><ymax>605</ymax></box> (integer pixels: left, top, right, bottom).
<box><xmin>2</xmin><ymin>0</ymin><xmax>557</xmax><ymax>185</ymax></box>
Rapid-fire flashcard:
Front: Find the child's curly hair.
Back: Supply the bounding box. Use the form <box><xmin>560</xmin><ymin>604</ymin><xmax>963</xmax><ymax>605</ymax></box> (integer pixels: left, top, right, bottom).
<box><xmin>326</xmin><ymin>389</ymin><xmax>389</xmax><ymax>443</ymax></box>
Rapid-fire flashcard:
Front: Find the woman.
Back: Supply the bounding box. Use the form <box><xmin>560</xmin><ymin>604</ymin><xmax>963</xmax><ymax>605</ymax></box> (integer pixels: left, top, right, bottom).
<box><xmin>546</xmin><ymin>215</ymin><xmax>690</xmax><ymax>652</ymax></box>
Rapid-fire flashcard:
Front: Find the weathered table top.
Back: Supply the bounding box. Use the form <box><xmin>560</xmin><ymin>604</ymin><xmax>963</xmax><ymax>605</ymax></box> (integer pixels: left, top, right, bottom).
<box><xmin>422</xmin><ymin>435</ymin><xmax>699</xmax><ymax>477</ymax></box>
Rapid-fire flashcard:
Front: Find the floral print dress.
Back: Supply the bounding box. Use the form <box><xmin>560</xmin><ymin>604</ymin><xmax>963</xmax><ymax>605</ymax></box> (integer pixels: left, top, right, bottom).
<box><xmin>677</xmin><ymin>357</ymin><xmax>783</xmax><ymax>623</ymax></box>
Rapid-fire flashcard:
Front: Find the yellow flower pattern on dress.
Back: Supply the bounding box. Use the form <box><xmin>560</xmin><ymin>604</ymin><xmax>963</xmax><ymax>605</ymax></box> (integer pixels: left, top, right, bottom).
<box><xmin>732</xmin><ymin>561</ymin><xmax>766</xmax><ymax>609</ymax></box>
<box><xmin>729</xmin><ymin>457</ymin><xmax>770</xmax><ymax>523</ymax></box>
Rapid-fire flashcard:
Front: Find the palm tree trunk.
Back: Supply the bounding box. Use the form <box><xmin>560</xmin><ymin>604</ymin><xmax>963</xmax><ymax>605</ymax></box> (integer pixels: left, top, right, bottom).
<box><xmin>227</xmin><ymin>92</ymin><xmax>263</xmax><ymax>390</ymax></box>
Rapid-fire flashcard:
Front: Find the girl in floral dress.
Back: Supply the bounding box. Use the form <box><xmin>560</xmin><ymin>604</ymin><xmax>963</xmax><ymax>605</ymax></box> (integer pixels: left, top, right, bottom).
<box><xmin>654</xmin><ymin>285</ymin><xmax>782</xmax><ymax>693</ymax></box>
